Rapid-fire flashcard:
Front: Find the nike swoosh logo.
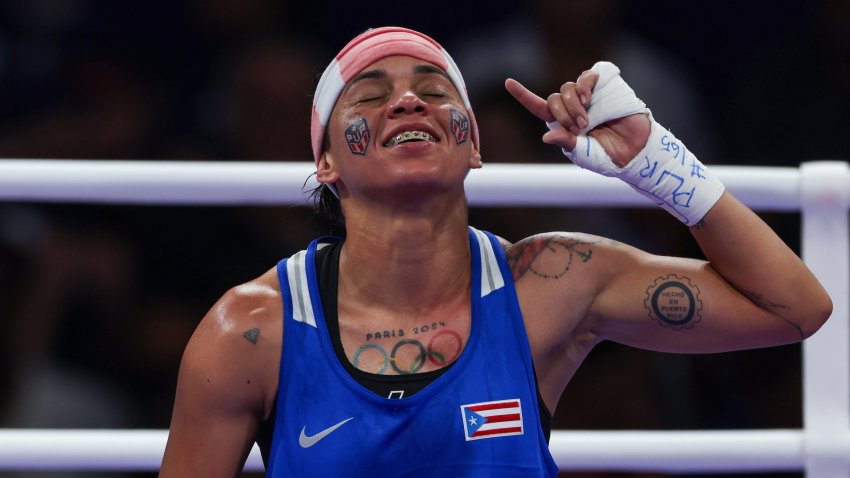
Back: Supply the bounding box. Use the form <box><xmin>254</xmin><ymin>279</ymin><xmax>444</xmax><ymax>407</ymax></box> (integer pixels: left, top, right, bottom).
<box><xmin>298</xmin><ymin>417</ymin><xmax>354</xmax><ymax>448</ymax></box>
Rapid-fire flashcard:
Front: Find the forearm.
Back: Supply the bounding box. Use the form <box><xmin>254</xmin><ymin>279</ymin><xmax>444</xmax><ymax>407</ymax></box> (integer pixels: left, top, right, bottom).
<box><xmin>690</xmin><ymin>192</ymin><xmax>832</xmax><ymax>338</ymax></box>
<box><xmin>511</xmin><ymin>61</ymin><xmax>832</xmax><ymax>348</ymax></box>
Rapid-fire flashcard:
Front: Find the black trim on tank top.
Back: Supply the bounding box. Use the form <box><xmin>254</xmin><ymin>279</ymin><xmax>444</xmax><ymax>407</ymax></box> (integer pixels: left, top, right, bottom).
<box><xmin>320</xmin><ymin>240</ymin><xmax>452</xmax><ymax>398</ymax></box>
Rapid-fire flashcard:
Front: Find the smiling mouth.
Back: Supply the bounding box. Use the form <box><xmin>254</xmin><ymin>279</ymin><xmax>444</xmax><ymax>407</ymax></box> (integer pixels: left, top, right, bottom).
<box><xmin>384</xmin><ymin>131</ymin><xmax>439</xmax><ymax>147</ymax></box>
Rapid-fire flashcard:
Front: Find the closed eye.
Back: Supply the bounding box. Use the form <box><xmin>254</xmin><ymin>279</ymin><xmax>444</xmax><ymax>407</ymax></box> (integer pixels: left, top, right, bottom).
<box><xmin>356</xmin><ymin>95</ymin><xmax>386</xmax><ymax>104</ymax></box>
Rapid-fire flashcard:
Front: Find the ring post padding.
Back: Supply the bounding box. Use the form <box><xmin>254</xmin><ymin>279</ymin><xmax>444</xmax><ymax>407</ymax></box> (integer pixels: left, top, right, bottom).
<box><xmin>800</xmin><ymin>161</ymin><xmax>850</xmax><ymax>477</ymax></box>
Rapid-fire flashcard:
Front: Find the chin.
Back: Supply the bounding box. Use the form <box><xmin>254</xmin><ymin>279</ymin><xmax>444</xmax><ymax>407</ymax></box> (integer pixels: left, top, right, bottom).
<box><xmin>364</xmin><ymin>177</ymin><xmax>464</xmax><ymax>203</ymax></box>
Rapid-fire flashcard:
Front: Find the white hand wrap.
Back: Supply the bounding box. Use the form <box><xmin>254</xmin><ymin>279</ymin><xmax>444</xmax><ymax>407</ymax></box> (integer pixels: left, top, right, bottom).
<box><xmin>547</xmin><ymin>61</ymin><xmax>725</xmax><ymax>226</ymax></box>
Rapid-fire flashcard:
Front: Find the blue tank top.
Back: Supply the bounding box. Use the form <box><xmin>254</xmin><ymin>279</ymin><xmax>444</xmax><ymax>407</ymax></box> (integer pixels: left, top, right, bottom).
<box><xmin>266</xmin><ymin>227</ymin><xmax>558</xmax><ymax>477</ymax></box>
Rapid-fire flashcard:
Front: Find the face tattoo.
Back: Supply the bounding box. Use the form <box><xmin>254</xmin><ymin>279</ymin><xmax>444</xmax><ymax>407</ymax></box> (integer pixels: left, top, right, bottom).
<box><xmin>345</xmin><ymin>117</ymin><xmax>371</xmax><ymax>155</ymax></box>
<box><xmin>449</xmin><ymin>108</ymin><xmax>470</xmax><ymax>145</ymax></box>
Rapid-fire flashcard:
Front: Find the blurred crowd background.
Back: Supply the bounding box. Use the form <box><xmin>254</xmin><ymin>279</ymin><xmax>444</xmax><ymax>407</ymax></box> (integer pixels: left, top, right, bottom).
<box><xmin>0</xmin><ymin>0</ymin><xmax>847</xmax><ymax>477</ymax></box>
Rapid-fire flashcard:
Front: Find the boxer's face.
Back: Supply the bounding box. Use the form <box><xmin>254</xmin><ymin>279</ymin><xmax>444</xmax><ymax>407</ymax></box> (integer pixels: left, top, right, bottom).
<box><xmin>317</xmin><ymin>55</ymin><xmax>480</xmax><ymax>200</ymax></box>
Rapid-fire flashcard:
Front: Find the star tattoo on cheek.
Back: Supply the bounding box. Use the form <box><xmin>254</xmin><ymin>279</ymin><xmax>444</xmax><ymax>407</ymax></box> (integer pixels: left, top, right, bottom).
<box><xmin>449</xmin><ymin>108</ymin><xmax>469</xmax><ymax>144</ymax></box>
<box><xmin>345</xmin><ymin>117</ymin><xmax>371</xmax><ymax>155</ymax></box>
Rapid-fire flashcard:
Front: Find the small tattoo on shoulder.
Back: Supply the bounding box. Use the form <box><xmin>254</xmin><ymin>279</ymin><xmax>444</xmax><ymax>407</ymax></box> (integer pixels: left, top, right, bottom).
<box><xmin>243</xmin><ymin>327</ymin><xmax>260</xmax><ymax>344</ymax></box>
<box><xmin>644</xmin><ymin>274</ymin><xmax>703</xmax><ymax>330</ymax></box>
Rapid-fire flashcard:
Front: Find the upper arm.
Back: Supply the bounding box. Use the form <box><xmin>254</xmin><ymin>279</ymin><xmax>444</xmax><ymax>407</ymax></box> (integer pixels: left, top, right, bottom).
<box><xmin>160</xmin><ymin>274</ymin><xmax>282</xmax><ymax>478</ymax></box>
<box><xmin>510</xmin><ymin>230</ymin><xmax>815</xmax><ymax>414</ymax></box>
<box><xmin>588</xmin><ymin>247</ymin><xmax>804</xmax><ymax>353</ymax></box>
<box><xmin>511</xmin><ymin>232</ymin><xmax>805</xmax><ymax>356</ymax></box>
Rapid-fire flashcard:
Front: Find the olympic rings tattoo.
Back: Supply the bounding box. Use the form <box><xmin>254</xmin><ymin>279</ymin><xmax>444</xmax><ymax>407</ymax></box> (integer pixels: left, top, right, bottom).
<box><xmin>353</xmin><ymin>331</ymin><xmax>465</xmax><ymax>374</ymax></box>
<box><xmin>426</xmin><ymin>330</ymin><xmax>463</xmax><ymax>366</ymax></box>
<box><xmin>352</xmin><ymin>343</ymin><xmax>389</xmax><ymax>374</ymax></box>
<box><xmin>390</xmin><ymin>339</ymin><xmax>427</xmax><ymax>374</ymax></box>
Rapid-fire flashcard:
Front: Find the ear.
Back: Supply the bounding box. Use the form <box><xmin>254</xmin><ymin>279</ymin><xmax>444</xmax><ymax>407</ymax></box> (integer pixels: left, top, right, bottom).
<box><xmin>316</xmin><ymin>151</ymin><xmax>340</xmax><ymax>184</ymax></box>
<box><xmin>468</xmin><ymin>144</ymin><xmax>483</xmax><ymax>169</ymax></box>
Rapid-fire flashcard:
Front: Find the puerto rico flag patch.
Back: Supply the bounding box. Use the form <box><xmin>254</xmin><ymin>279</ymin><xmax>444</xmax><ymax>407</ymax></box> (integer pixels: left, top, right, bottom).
<box><xmin>460</xmin><ymin>399</ymin><xmax>524</xmax><ymax>441</ymax></box>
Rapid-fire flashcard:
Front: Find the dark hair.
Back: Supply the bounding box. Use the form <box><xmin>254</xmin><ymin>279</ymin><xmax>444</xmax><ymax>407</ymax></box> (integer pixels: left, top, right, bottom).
<box><xmin>308</xmin><ymin>130</ymin><xmax>345</xmax><ymax>233</ymax></box>
<box><xmin>309</xmin><ymin>183</ymin><xmax>345</xmax><ymax>233</ymax></box>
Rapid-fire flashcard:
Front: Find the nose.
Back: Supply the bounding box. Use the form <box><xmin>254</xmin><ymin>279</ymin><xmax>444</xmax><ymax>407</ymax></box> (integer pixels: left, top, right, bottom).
<box><xmin>387</xmin><ymin>92</ymin><xmax>428</xmax><ymax>117</ymax></box>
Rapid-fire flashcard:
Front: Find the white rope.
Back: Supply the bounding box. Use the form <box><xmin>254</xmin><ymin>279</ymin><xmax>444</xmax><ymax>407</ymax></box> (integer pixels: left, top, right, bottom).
<box><xmin>0</xmin><ymin>159</ymin><xmax>847</xmax><ymax>474</ymax></box>
<box><xmin>549</xmin><ymin>429</ymin><xmax>806</xmax><ymax>473</ymax></box>
<box><xmin>0</xmin><ymin>429</ymin><xmax>806</xmax><ymax>472</ymax></box>
<box><xmin>0</xmin><ymin>159</ymin><xmax>802</xmax><ymax>209</ymax></box>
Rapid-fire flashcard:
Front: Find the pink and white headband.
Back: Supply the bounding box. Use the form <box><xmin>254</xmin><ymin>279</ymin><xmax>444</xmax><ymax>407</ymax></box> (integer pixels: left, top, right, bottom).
<box><xmin>310</xmin><ymin>26</ymin><xmax>480</xmax><ymax>168</ymax></box>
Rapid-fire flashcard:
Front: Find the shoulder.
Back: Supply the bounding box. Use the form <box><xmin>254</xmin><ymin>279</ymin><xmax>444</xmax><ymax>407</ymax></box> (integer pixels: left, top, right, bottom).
<box><xmin>196</xmin><ymin>267</ymin><xmax>283</xmax><ymax>352</ymax></box>
<box><xmin>161</xmin><ymin>268</ymin><xmax>284</xmax><ymax>475</ymax></box>
<box><xmin>181</xmin><ymin>266</ymin><xmax>283</xmax><ymax>418</ymax></box>
<box><xmin>502</xmin><ymin>232</ymin><xmax>646</xmax><ymax>353</ymax></box>
<box><xmin>502</xmin><ymin>231</ymin><xmax>638</xmax><ymax>284</ymax></box>
<box><xmin>212</xmin><ymin>267</ymin><xmax>283</xmax><ymax>330</ymax></box>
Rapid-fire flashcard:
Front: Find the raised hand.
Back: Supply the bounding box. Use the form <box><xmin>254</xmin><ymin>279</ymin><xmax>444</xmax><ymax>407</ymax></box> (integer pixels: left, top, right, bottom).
<box><xmin>506</xmin><ymin>62</ymin><xmax>724</xmax><ymax>226</ymax></box>
<box><xmin>505</xmin><ymin>66</ymin><xmax>650</xmax><ymax>167</ymax></box>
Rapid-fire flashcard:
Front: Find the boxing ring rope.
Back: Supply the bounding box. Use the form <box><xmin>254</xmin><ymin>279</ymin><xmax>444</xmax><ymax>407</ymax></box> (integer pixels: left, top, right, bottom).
<box><xmin>0</xmin><ymin>159</ymin><xmax>847</xmax><ymax>476</ymax></box>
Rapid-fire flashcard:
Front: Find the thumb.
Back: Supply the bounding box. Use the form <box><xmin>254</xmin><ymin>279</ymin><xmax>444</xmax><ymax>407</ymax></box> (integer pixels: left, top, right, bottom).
<box><xmin>542</xmin><ymin>123</ymin><xmax>577</xmax><ymax>151</ymax></box>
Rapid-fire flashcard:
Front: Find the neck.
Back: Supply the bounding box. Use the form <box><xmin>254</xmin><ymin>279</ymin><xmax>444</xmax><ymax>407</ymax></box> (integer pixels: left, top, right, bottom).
<box><xmin>338</xmin><ymin>191</ymin><xmax>472</xmax><ymax>319</ymax></box>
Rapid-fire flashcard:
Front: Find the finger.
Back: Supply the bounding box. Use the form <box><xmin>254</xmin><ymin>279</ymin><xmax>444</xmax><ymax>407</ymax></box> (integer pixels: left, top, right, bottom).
<box><xmin>542</xmin><ymin>128</ymin><xmax>578</xmax><ymax>153</ymax></box>
<box><xmin>547</xmin><ymin>92</ymin><xmax>581</xmax><ymax>135</ymax></box>
<box><xmin>557</xmin><ymin>82</ymin><xmax>590</xmax><ymax>130</ymax></box>
<box><xmin>575</xmin><ymin>70</ymin><xmax>599</xmax><ymax>107</ymax></box>
<box><xmin>505</xmin><ymin>78</ymin><xmax>556</xmax><ymax>122</ymax></box>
